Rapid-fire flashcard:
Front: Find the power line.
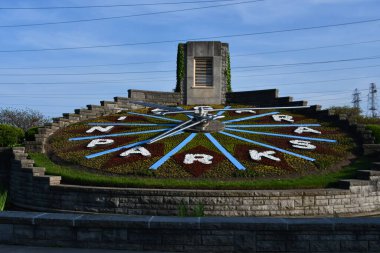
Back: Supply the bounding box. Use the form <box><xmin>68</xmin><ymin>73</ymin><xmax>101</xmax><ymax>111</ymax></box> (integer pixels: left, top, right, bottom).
<box><xmin>0</xmin><ymin>60</ymin><xmax>173</xmax><ymax>70</ymax></box>
<box><xmin>233</xmin><ymin>55</ymin><xmax>380</xmax><ymax>69</ymax></box>
<box><xmin>1</xmin><ymin>17</ymin><xmax>380</xmax><ymax>52</ymax></box>
<box><xmin>233</xmin><ymin>39</ymin><xmax>380</xmax><ymax>57</ymax></box>
<box><xmin>0</xmin><ymin>0</ymin><xmax>262</xmax><ymax>28</ymax></box>
<box><xmin>1</xmin><ymin>55</ymin><xmax>380</xmax><ymax>77</ymax></box>
<box><xmin>236</xmin><ymin>75</ymin><xmax>380</xmax><ymax>89</ymax></box>
<box><xmin>0</xmin><ymin>70</ymin><xmax>174</xmax><ymax>76</ymax></box>
<box><xmin>0</xmin><ymin>0</ymin><xmax>237</xmax><ymax>10</ymax></box>
<box><xmin>234</xmin><ymin>64</ymin><xmax>380</xmax><ymax>77</ymax></box>
<box><xmin>2</xmin><ymin>38</ymin><xmax>380</xmax><ymax>70</ymax></box>
<box><xmin>0</xmin><ymin>76</ymin><xmax>173</xmax><ymax>85</ymax></box>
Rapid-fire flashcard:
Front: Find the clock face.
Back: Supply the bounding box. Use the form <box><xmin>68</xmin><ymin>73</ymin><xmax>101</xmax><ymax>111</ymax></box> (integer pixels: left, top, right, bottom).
<box><xmin>47</xmin><ymin>105</ymin><xmax>355</xmax><ymax>179</ymax></box>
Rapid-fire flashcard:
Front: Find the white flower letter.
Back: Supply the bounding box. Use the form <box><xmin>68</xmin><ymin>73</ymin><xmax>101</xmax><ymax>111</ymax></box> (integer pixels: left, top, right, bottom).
<box><xmin>289</xmin><ymin>140</ymin><xmax>316</xmax><ymax>150</ymax></box>
<box><xmin>117</xmin><ymin>116</ymin><xmax>127</xmax><ymax>121</ymax></box>
<box><xmin>272</xmin><ymin>115</ymin><xmax>294</xmax><ymax>123</ymax></box>
<box><xmin>235</xmin><ymin>110</ymin><xmax>256</xmax><ymax>114</ymax></box>
<box><xmin>87</xmin><ymin>139</ymin><xmax>114</xmax><ymax>148</ymax></box>
<box><xmin>294</xmin><ymin>127</ymin><xmax>321</xmax><ymax>135</ymax></box>
<box><xmin>120</xmin><ymin>146</ymin><xmax>151</xmax><ymax>157</ymax></box>
<box><xmin>249</xmin><ymin>150</ymin><xmax>280</xmax><ymax>162</ymax></box>
<box><xmin>183</xmin><ymin>154</ymin><xmax>213</xmax><ymax>165</ymax></box>
<box><xmin>86</xmin><ymin>126</ymin><xmax>114</xmax><ymax>133</ymax></box>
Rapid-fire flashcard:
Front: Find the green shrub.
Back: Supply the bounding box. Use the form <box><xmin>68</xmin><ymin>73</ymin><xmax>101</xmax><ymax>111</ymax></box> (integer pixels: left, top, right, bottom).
<box><xmin>175</xmin><ymin>44</ymin><xmax>185</xmax><ymax>92</ymax></box>
<box><xmin>367</xmin><ymin>125</ymin><xmax>380</xmax><ymax>144</ymax></box>
<box><xmin>25</xmin><ymin>127</ymin><xmax>39</xmax><ymax>141</ymax></box>
<box><xmin>192</xmin><ymin>203</ymin><xmax>205</xmax><ymax>217</ymax></box>
<box><xmin>178</xmin><ymin>200</ymin><xmax>188</xmax><ymax>217</ymax></box>
<box><xmin>0</xmin><ymin>124</ymin><xmax>24</xmax><ymax>147</ymax></box>
<box><xmin>0</xmin><ymin>187</ymin><xmax>7</xmax><ymax>211</ymax></box>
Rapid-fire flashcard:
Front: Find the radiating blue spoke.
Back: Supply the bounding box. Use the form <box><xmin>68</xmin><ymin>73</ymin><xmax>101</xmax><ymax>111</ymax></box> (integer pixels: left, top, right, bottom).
<box><xmin>150</xmin><ymin>133</ymin><xmax>197</xmax><ymax>170</ymax></box>
<box><xmin>219</xmin><ymin>131</ymin><xmax>315</xmax><ymax>162</ymax></box>
<box><xmin>225</xmin><ymin>123</ymin><xmax>321</xmax><ymax>128</ymax></box>
<box><xmin>204</xmin><ymin>133</ymin><xmax>245</xmax><ymax>170</ymax></box>
<box><xmin>225</xmin><ymin>128</ymin><xmax>336</xmax><ymax>143</ymax></box>
<box><xmin>128</xmin><ymin>112</ymin><xmax>182</xmax><ymax>122</ymax></box>
<box><xmin>88</xmin><ymin>122</ymin><xmax>176</xmax><ymax>127</ymax></box>
<box><xmin>223</xmin><ymin>111</ymin><xmax>279</xmax><ymax>124</ymax></box>
<box><xmin>216</xmin><ymin>106</ymin><xmax>231</xmax><ymax>116</ymax></box>
<box><xmin>69</xmin><ymin>129</ymin><xmax>168</xmax><ymax>141</ymax></box>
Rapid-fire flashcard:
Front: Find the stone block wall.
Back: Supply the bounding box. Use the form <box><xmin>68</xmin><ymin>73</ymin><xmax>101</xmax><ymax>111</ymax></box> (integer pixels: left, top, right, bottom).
<box><xmin>1</xmin><ymin>211</ymin><xmax>380</xmax><ymax>252</ymax></box>
<box><xmin>128</xmin><ymin>89</ymin><xmax>181</xmax><ymax>105</ymax></box>
<box><xmin>6</xmin><ymin>147</ymin><xmax>380</xmax><ymax>217</ymax></box>
<box><xmin>226</xmin><ymin>89</ymin><xmax>307</xmax><ymax>107</ymax></box>
<box><xmin>0</xmin><ymin>147</ymin><xmax>11</xmax><ymax>187</ymax></box>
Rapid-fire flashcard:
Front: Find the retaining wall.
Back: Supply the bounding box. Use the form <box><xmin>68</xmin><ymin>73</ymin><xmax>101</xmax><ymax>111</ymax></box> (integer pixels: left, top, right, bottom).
<box><xmin>1</xmin><ymin>211</ymin><xmax>380</xmax><ymax>252</ymax></box>
<box><xmin>0</xmin><ymin>147</ymin><xmax>11</xmax><ymax>187</ymax></box>
<box><xmin>128</xmin><ymin>89</ymin><xmax>181</xmax><ymax>105</ymax></box>
<box><xmin>7</xmin><ymin>147</ymin><xmax>380</xmax><ymax>217</ymax></box>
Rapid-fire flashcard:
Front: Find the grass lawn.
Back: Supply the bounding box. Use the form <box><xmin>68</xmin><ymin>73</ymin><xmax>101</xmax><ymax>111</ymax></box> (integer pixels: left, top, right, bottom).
<box><xmin>30</xmin><ymin>153</ymin><xmax>375</xmax><ymax>190</ymax></box>
<box><xmin>367</xmin><ymin>124</ymin><xmax>380</xmax><ymax>144</ymax></box>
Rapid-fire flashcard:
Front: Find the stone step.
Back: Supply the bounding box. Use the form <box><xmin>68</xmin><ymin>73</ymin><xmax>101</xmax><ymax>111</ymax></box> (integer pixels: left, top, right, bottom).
<box><xmin>372</xmin><ymin>162</ymin><xmax>380</xmax><ymax>170</ymax></box>
<box><xmin>32</xmin><ymin>167</ymin><xmax>46</xmax><ymax>176</ymax></box>
<box><xmin>356</xmin><ymin>170</ymin><xmax>380</xmax><ymax>180</ymax></box>
<box><xmin>338</xmin><ymin>179</ymin><xmax>370</xmax><ymax>189</ymax></box>
<box><xmin>87</xmin><ymin>104</ymin><xmax>103</xmax><ymax>110</ymax></box>
<box><xmin>114</xmin><ymin>97</ymin><xmax>130</xmax><ymax>103</ymax></box>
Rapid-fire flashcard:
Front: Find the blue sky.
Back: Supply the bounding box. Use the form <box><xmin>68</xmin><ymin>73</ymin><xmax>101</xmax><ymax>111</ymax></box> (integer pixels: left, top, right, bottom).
<box><xmin>0</xmin><ymin>0</ymin><xmax>379</xmax><ymax>117</ymax></box>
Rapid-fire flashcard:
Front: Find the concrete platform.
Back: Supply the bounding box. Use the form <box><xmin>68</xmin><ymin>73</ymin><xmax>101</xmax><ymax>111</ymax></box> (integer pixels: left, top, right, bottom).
<box><xmin>0</xmin><ymin>245</ymin><xmax>166</xmax><ymax>253</ymax></box>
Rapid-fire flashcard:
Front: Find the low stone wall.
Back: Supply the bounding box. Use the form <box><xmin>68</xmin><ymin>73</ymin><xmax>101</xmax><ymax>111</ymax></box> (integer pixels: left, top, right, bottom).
<box><xmin>7</xmin><ymin>147</ymin><xmax>380</xmax><ymax>217</ymax></box>
<box><xmin>226</xmin><ymin>89</ymin><xmax>307</xmax><ymax>107</ymax></box>
<box><xmin>1</xmin><ymin>211</ymin><xmax>380</xmax><ymax>252</ymax></box>
<box><xmin>128</xmin><ymin>89</ymin><xmax>181</xmax><ymax>105</ymax></box>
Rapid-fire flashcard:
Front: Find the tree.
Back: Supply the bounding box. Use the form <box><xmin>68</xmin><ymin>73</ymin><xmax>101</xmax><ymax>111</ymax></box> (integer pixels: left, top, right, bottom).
<box><xmin>0</xmin><ymin>108</ymin><xmax>50</xmax><ymax>131</ymax></box>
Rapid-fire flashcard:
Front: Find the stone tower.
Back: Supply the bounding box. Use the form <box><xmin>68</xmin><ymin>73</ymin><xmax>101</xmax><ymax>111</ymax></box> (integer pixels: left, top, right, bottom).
<box><xmin>176</xmin><ymin>41</ymin><xmax>230</xmax><ymax>105</ymax></box>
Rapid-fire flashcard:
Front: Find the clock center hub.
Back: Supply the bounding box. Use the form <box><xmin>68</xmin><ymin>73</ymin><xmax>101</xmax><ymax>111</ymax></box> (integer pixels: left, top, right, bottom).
<box><xmin>188</xmin><ymin>120</ymin><xmax>225</xmax><ymax>133</ymax></box>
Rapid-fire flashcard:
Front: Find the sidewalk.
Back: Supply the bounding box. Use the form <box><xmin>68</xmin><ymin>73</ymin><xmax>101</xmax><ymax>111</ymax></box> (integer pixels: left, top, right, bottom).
<box><xmin>0</xmin><ymin>245</ymin><xmax>166</xmax><ymax>253</ymax></box>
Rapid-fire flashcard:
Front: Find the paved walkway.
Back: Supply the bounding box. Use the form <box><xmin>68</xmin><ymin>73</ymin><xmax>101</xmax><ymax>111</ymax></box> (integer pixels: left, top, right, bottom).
<box><xmin>0</xmin><ymin>245</ymin><xmax>165</xmax><ymax>253</ymax></box>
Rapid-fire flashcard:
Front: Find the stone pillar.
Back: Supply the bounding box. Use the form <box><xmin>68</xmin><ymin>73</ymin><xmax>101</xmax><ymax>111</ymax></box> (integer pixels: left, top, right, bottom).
<box><xmin>179</xmin><ymin>41</ymin><xmax>229</xmax><ymax>105</ymax></box>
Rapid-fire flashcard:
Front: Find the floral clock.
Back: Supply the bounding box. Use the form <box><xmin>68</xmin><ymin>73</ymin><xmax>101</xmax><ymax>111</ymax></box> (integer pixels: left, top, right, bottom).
<box><xmin>47</xmin><ymin>102</ymin><xmax>354</xmax><ymax>179</ymax></box>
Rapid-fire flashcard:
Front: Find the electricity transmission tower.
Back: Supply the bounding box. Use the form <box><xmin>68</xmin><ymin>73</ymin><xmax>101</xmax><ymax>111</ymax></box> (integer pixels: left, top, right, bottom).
<box><xmin>352</xmin><ymin>88</ymin><xmax>361</xmax><ymax>109</ymax></box>
<box><xmin>367</xmin><ymin>83</ymin><xmax>378</xmax><ymax>118</ymax></box>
